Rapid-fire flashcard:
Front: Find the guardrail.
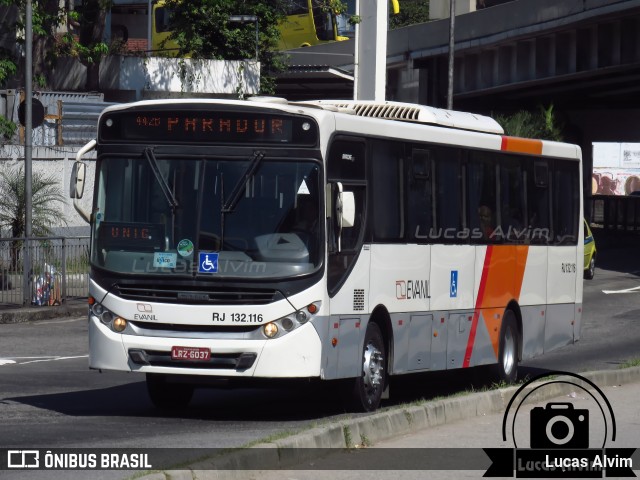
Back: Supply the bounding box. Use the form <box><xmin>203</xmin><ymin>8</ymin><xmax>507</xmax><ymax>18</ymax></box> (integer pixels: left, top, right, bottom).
<box><xmin>0</xmin><ymin>236</ymin><xmax>89</xmax><ymax>307</ymax></box>
<box><xmin>590</xmin><ymin>195</ymin><xmax>640</xmax><ymax>232</ymax></box>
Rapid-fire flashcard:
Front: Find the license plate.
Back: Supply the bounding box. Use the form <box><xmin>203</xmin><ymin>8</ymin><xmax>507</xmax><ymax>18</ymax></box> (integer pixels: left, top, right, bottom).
<box><xmin>171</xmin><ymin>346</ymin><xmax>211</xmax><ymax>362</ymax></box>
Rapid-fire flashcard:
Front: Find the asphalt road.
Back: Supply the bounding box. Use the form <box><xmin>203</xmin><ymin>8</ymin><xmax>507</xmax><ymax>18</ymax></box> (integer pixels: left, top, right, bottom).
<box><xmin>0</xmin><ymin>243</ymin><xmax>639</xmax><ymax>465</ymax></box>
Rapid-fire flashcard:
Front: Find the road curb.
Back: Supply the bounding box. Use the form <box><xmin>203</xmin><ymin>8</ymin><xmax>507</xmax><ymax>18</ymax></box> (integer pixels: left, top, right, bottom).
<box><xmin>138</xmin><ymin>366</ymin><xmax>640</xmax><ymax>479</ymax></box>
<box><xmin>0</xmin><ymin>303</ymin><xmax>87</xmax><ymax>324</ymax></box>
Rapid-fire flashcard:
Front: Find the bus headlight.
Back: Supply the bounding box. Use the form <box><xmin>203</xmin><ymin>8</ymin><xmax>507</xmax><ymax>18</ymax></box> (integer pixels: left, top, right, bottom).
<box><xmin>259</xmin><ymin>301</ymin><xmax>322</xmax><ymax>339</ymax></box>
<box><xmin>91</xmin><ymin>303</ymin><xmax>105</xmax><ymax>317</ymax></box>
<box><xmin>113</xmin><ymin>317</ymin><xmax>127</xmax><ymax>332</ymax></box>
<box><xmin>281</xmin><ymin>317</ymin><xmax>295</xmax><ymax>331</ymax></box>
<box><xmin>263</xmin><ymin>322</ymin><xmax>279</xmax><ymax>338</ymax></box>
<box><xmin>90</xmin><ymin>302</ymin><xmax>128</xmax><ymax>333</ymax></box>
<box><xmin>100</xmin><ymin>311</ymin><xmax>113</xmax><ymax>324</ymax></box>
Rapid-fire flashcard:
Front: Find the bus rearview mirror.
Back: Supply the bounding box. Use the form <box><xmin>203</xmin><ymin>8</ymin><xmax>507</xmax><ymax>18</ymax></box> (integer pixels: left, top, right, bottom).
<box><xmin>70</xmin><ymin>161</ymin><xmax>86</xmax><ymax>199</ymax></box>
<box><xmin>339</xmin><ymin>191</ymin><xmax>355</xmax><ymax>228</ymax></box>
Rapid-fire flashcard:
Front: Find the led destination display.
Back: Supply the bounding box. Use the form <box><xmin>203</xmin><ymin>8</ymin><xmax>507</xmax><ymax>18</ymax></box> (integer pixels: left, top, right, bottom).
<box><xmin>99</xmin><ymin>110</ymin><xmax>318</xmax><ymax>146</ymax></box>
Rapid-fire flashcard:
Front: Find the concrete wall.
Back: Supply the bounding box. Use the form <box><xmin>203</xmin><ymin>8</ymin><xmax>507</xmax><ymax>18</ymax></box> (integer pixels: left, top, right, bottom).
<box><xmin>0</xmin><ymin>146</ymin><xmax>95</xmax><ymax>232</ymax></box>
<box><xmin>100</xmin><ymin>56</ymin><xmax>260</xmax><ymax>100</ymax></box>
<box><xmin>28</xmin><ymin>55</ymin><xmax>261</xmax><ymax>101</ymax></box>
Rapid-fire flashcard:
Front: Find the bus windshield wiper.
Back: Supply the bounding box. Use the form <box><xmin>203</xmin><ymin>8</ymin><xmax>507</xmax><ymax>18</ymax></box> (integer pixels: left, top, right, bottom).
<box><xmin>144</xmin><ymin>147</ymin><xmax>179</xmax><ymax>210</ymax></box>
<box><xmin>222</xmin><ymin>150</ymin><xmax>264</xmax><ymax>213</ymax></box>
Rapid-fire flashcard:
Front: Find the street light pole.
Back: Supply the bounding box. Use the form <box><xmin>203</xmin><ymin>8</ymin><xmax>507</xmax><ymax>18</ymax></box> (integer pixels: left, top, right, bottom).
<box><xmin>23</xmin><ymin>0</ymin><xmax>33</xmax><ymax>305</ymax></box>
<box><xmin>447</xmin><ymin>0</ymin><xmax>456</xmax><ymax>110</ymax></box>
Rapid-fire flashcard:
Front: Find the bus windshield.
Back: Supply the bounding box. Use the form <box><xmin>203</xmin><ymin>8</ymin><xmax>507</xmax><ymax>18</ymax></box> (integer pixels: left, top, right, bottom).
<box><xmin>91</xmin><ymin>156</ymin><xmax>322</xmax><ymax>279</ymax></box>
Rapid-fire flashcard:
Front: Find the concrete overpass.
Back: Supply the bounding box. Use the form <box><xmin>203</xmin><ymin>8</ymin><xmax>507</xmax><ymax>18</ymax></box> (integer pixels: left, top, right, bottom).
<box><xmin>278</xmin><ymin>0</ymin><xmax>640</xmax><ymax>203</ymax></box>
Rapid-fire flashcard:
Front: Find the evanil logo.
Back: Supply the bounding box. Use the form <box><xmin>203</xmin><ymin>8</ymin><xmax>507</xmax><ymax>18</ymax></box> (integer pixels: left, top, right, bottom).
<box><xmin>395</xmin><ymin>280</ymin><xmax>430</xmax><ymax>300</ymax></box>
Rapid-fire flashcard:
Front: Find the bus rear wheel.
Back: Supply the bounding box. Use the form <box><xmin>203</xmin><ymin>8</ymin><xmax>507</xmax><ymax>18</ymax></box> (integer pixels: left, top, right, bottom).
<box><xmin>146</xmin><ymin>373</ymin><xmax>194</xmax><ymax>410</ymax></box>
<box><xmin>350</xmin><ymin>322</ymin><xmax>386</xmax><ymax>412</ymax></box>
<box><xmin>495</xmin><ymin>310</ymin><xmax>519</xmax><ymax>384</ymax></box>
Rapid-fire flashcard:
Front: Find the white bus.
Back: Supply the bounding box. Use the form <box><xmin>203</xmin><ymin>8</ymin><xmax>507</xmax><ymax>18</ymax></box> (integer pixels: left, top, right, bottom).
<box><xmin>70</xmin><ymin>98</ymin><xmax>583</xmax><ymax>412</ymax></box>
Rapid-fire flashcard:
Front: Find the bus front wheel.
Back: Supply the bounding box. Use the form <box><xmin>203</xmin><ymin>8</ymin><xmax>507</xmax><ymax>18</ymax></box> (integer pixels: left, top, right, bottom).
<box><xmin>350</xmin><ymin>322</ymin><xmax>386</xmax><ymax>412</ymax></box>
<box><xmin>146</xmin><ymin>373</ymin><xmax>194</xmax><ymax>410</ymax></box>
<box><xmin>495</xmin><ymin>310</ymin><xmax>519</xmax><ymax>384</ymax></box>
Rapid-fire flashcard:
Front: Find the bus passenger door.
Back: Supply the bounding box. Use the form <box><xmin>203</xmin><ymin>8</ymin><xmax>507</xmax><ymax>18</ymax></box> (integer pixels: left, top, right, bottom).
<box><xmin>324</xmin><ymin>138</ymin><xmax>369</xmax><ymax>380</ymax></box>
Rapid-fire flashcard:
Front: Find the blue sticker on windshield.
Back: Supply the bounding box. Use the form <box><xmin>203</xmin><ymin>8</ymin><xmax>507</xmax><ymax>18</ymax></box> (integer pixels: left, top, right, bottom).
<box><xmin>153</xmin><ymin>252</ymin><xmax>177</xmax><ymax>269</ymax></box>
<box><xmin>198</xmin><ymin>252</ymin><xmax>219</xmax><ymax>273</ymax></box>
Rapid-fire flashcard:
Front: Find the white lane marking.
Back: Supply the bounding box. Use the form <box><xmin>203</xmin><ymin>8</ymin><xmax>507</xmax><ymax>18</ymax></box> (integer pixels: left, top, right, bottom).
<box><xmin>32</xmin><ymin>317</ymin><xmax>86</xmax><ymax>326</ymax></box>
<box><xmin>0</xmin><ymin>355</ymin><xmax>88</xmax><ymax>365</ymax></box>
<box><xmin>20</xmin><ymin>355</ymin><xmax>88</xmax><ymax>365</ymax></box>
<box><xmin>602</xmin><ymin>285</ymin><xmax>640</xmax><ymax>294</ymax></box>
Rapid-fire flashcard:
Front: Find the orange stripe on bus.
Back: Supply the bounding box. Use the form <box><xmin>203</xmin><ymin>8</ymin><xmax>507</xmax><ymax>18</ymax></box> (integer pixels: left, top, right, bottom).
<box><xmin>501</xmin><ymin>136</ymin><xmax>543</xmax><ymax>155</ymax></box>
<box><xmin>463</xmin><ymin>246</ymin><xmax>493</xmax><ymax>367</ymax></box>
<box><xmin>463</xmin><ymin>245</ymin><xmax>529</xmax><ymax>367</ymax></box>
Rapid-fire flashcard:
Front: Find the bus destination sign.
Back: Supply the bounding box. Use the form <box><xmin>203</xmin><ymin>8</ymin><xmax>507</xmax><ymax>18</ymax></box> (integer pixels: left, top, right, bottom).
<box><xmin>99</xmin><ymin>111</ymin><xmax>317</xmax><ymax>146</ymax></box>
<box><xmin>98</xmin><ymin>222</ymin><xmax>164</xmax><ymax>251</ymax></box>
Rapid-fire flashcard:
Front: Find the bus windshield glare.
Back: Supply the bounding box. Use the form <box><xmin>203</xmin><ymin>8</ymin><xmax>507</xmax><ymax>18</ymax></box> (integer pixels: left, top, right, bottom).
<box><xmin>92</xmin><ymin>156</ymin><xmax>322</xmax><ymax>278</ymax></box>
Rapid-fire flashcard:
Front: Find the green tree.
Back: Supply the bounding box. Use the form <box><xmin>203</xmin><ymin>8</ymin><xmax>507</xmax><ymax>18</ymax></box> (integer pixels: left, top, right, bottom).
<box><xmin>0</xmin><ymin>0</ymin><xmax>67</xmax><ymax>89</ymax></box>
<box><xmin>494</xmin><ymin>104</ymin><xmax>564</xmax><ymax>141</ymax></box>
<box><xmin>0</xmin><ymin>1</ymin><xmax>110</xmax><ymax>91</ymax></box>
<box><xmin>60</xmin><ymin>0</ymin><xmax>110</xmax><ymax>90</ymax></box>
<box><xmin>0</xmin><ymin>165</ymin><xmax>67</xmax><ymax>268</ymax></box>
<box><xmin>1</xmin><ymin>3</ymin><xmax>23</xmax><ymax>142</ymax></box>
<box><xmin>163</xmin><ymin>0</ymin><xmax>287</xmax><ymax>94</ymax></box>
<box><xmin>389</xmin><ymin>0</ymin><xmax>430</xmax><ymax>29</ymax></box>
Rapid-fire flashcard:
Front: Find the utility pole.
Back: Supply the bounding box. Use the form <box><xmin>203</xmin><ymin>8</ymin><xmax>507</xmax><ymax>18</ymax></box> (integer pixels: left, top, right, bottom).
<box><xmin>353</xmin><ymin>0</ymin><xmax>388</xmax><ymax>101</ymax></box>
<box><xmin>23</xmin><ymin>0</ymin><xmax>33</xmax><ymax>305</ymax></box>
<box><xmin>447</xmin><ymin>0</ymin><xmax>456</xmax><ymax>110</ymax></box>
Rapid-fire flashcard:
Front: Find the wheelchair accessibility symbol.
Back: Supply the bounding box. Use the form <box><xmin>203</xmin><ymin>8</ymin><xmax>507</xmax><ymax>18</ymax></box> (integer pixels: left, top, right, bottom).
<box><xmin>450</xmin><ymin>270</ymin><xmax>458</xmax><ymax>298</ymax></box>
<box><xmin>198</xmin><ymin>252</ymin><xmax>219</xmax><ymax>273</ymax></box>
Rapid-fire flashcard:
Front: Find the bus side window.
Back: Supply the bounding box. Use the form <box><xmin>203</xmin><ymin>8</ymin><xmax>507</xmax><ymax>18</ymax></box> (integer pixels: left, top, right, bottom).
<box><xmin>407</xmin><ymin>148</ymin><xmax>433</xmax><ymax>242</ymax></box>
<box><xmin>434</xmin><ymin>148</ymin><xmax>463</xmax><ymax>243</ymax></box>
<box><xmin>500</xmin><ymin>157</ymin><xmax>526</xmax><ymax>242</ymax></box>
<box><xmin>526</xmin><ymin>160</ymin><xmax>551</xmax><ymax>244</ymax></box>
<box><xmin>467</xmin><ymin>151</ymin><xmax>497</xmax><ymax>243</ymax></box>
<box><xmin>313</xmin><ymin>6</ymin><xmax>333</xmax><ymax>40</ymax></box>
<box><xmin>553</xmin><ymin>160</ymin><xmax>579</xmax><ymax>245</ymax></box>
<box><xmin>371</xmin><ymin>139</ymin><xmax>403</xmax><ymax>241</ymax></box>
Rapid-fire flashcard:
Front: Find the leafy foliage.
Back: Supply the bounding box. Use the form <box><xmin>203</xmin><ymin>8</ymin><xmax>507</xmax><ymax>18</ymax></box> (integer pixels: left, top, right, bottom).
<box><xmin>494</xmin><ymin>104</ymin><xmax>564</xmax><ymax>141</ymax></box>
<box><xmin>0</xmin><ymin>165</ymin><xmax>67</xmax><ymax>239</ymax></box>
<box><xmin>389</xmin><ymin>0</ymin><xmax>430</xmax><ymax>29</ymax></box>
<box><xmin>3</xmin><ymin>0</ymin><xmax>67</xmax><ymax>88</ymax></box>
<box><xmin>0</xmin><ymin>55</ymin><xmax>17</xmax><ymax>87</ymax></box>
<box><xmin>0</xmin><ymin>0</ymin><xmax>110</xmax><ymax>90</ymax></box>
<box><xmin>0</xmin><ymin>117</ymin><xmax>16</xmax><ymax>143</ymax></box>
<box><xmin>163</xmin><ymin>0</ymin><xmax>288</xmax><ymax>94</ymax></box>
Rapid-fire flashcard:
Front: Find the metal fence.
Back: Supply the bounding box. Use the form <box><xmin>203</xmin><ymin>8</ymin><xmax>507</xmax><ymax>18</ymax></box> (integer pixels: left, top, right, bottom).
<box><xmin>0</xmin><ymin>236</ymin><xmax>90</xmax><ymax>307</ymax></box>
<box><xmin>590</xmin><ymin>195</ymin><xmax>640</xmax><ymax>232</ymax></box>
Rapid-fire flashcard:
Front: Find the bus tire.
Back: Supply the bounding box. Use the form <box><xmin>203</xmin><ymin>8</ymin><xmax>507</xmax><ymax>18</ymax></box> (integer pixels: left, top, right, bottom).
<box><xmin>350</xmin><ymin>322</ymin><xmax>386</xmax><ymax>412</ymax></box>
<box><xmin>146</xmin><ymin>373</ymin><xmax>194</xmax><ymax>410</ymax></box>
<box><xmin>495</xmin><ymin>310</ymin><xmax>518</xmax><ymax>384</ymax></box>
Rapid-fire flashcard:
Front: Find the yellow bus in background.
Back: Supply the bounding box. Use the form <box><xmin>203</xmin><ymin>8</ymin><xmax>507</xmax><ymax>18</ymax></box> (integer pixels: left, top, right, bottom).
<box><xmin>279</xmin><ymin>0</ymin><xmax>400</xmax><ymax>50</ymax></box>
<box><xmin>151</xmin><ymin>0</ymin><xmax>399</xmax><ymax>54</ymax></box>
<box><xmin>151</xmin><ymin>1</ymin><xmax>180</xmax><ymax>55</ymax></box>
<box><xmin>278</xmin><ymin>0</ymin><xmax>349</xmax><ymax>50</ymax></box>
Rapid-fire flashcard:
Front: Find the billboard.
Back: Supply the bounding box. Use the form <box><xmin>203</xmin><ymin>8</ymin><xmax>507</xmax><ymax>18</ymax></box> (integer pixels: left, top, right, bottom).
<box><xmin>592</xmin><ymin>143</ymin><xmax>640</xmax><ymax>196</ymax></box>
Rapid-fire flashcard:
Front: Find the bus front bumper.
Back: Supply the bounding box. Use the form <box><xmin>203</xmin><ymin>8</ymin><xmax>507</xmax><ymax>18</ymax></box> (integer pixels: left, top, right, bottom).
<box><xmin>88</xmin><ymin>316</ymin><xmax>323</xmax><ymax>378</ymax></box>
